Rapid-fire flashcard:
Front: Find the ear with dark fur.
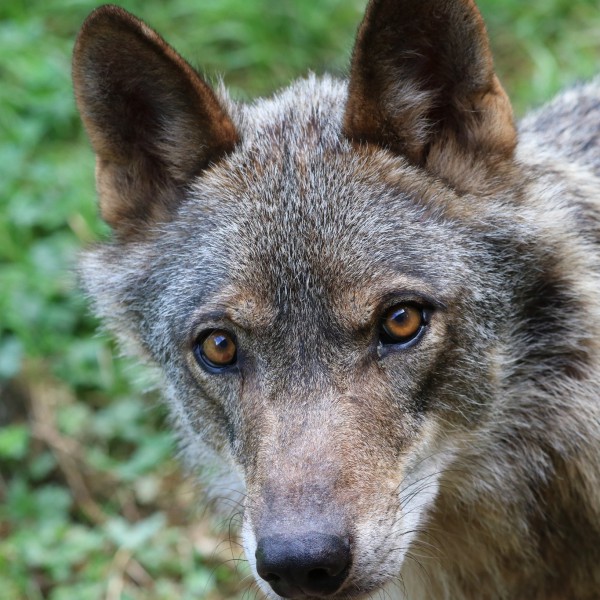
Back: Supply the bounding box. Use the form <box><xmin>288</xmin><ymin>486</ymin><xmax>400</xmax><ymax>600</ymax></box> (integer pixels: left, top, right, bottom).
<box><xmin>72</xmin><ymin>5</ymin><xmax>238</xmax><ymax>237</ymax></box>
<box><xmin>343</xmin><ymin>0</ymin><xmax>516</xmax><ymax>189</ymax></box>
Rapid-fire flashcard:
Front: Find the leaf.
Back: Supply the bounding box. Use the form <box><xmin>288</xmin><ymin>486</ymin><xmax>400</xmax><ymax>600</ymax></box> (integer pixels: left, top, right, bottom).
<box><xmin>0</xmin><ymin>424</ymin><xmax>29</xmax><ymax>460</ymax></box>
<box><xmin>105</xmin><ymin>513</ymin><xmax>167</xmax><ymax>551</ymax></box>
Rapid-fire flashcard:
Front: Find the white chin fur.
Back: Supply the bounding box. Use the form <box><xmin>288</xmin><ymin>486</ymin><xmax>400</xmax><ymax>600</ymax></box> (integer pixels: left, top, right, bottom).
<box><xmin>241</xmin><ymin>515</ymin><xmax>281</xmax><ymax>599</ymax></box>
<box><xmin>398</xmin><ymin>450</ymin><xmax>448</xmax><ymax>557</ymax></box>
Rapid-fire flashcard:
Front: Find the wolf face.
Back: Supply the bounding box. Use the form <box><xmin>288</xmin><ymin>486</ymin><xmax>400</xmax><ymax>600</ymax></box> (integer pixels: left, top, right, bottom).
<box><xmin>73</xmin><ymin>1</ymin><xmax>600</xmax><ymax>599</ymax></box>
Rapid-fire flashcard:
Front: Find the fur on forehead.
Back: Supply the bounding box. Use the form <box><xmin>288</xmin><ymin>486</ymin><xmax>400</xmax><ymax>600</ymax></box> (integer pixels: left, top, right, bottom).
<box><xmin>225</xmin><ymin>75</ymin><xmax>350</xmax><ymax>152</ymax></box>
<box><xmin>190</xmin><ymin>74</ymin><xmax>465</xmax><ymax>237</ymax></box>
<box><xmin>169</xmin><ymin>83</ymin><xmax>482</xmax><ymax>332</ymax></box>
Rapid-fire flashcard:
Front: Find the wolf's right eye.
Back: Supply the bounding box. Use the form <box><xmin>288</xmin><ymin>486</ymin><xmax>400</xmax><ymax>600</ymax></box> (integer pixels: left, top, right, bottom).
<box><xmin>194</xmin><ymin>329</ymin><xmax>237</xmax><ymax>371</ymax></box>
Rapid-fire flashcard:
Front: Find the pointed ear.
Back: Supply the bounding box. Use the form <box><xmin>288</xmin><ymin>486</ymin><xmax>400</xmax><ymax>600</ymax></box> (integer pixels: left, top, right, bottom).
<box><xmin>343</xmin><ymin>0</ymin><xmax>516</xmax><ymax>189</ymax></box>
<box><xmin>72</xmin><ymin>5</ymin><xmax>238</xmax><ymax>237</ymax></box>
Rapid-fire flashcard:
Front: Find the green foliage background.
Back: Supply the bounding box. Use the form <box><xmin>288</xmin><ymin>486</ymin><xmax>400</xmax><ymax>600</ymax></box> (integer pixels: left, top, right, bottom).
<box><xmin>1</xmin><ymin>0</ymin><xmax>599</xmax><ymax>598</ymax></box>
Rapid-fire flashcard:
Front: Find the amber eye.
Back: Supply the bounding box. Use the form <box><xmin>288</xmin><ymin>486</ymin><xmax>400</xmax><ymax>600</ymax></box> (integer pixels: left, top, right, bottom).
<box><xmin>194</xmin><ymin>329</ymin><xmax>237</xmax><ymax>370</ymax></box>
<box><xmin>380</xmin><ymin>304</ymin><xmax>430</xmax><ymax>346</ymax></box>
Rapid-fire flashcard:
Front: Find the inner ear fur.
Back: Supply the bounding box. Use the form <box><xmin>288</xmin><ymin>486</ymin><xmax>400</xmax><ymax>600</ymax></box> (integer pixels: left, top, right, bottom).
<box><xmin>343</xmin><ymin>0</ymin><xmax>516</xmax><ymax>189</ymax></box>
<box><xmin>72</xmin><ymin>5</ymin><xmax>238</xmax><ymax>237</ymax></box>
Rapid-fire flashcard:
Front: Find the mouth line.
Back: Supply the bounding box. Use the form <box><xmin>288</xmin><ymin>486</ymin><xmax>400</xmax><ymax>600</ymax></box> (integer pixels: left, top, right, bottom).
<box><xmin>278</xmin><ymin>593</ymin><xmax>383</xmax><ymax>600</ymax></box>
<box><xmin>268</xmin><ymin>581</ymin><xmax>391</xmax><ymax>600</ymax></box>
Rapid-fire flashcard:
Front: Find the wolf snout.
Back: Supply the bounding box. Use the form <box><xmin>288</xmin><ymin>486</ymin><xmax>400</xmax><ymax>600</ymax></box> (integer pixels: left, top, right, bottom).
<box><xmin>255</xmin><ymin>532</ymin><xmax>351</xmax><ymax>598</ymax></box>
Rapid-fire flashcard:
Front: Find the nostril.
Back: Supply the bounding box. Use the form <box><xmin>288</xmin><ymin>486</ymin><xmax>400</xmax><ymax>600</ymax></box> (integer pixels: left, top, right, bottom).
<box><xmin>307</xmin><ymin>567</ymin><xmax>334</xmax><ymax>582</ymax></box>
<box><xmin>255</xmin><ymin>533</ymin><xmax>351</xmax><ymax>597</ymax></box>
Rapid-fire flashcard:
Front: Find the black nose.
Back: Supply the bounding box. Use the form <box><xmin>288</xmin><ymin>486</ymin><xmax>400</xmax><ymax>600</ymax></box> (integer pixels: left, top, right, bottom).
<box><xmin>255</xmin><ymin>533</ymin><xmax>351</xmax><ymax>598</ymax></box>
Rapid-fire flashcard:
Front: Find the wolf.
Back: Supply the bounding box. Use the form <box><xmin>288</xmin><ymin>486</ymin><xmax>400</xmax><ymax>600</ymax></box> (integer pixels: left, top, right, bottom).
<box><xmin>72</xmin><ymin>0</ymin><xmax>600</xmax><ymax>598</ymax></box>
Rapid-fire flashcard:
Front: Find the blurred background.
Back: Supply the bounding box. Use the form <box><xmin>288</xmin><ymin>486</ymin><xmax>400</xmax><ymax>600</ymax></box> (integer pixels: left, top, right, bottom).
<box><xmin>1</xmin><ymin>0</ymin><xmax>599</xmax><ymax>598</ymax></box>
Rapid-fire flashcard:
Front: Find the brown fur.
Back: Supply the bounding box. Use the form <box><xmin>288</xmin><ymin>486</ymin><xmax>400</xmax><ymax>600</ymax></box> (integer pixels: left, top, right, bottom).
<box><xmin>73</xmin><ymin>5</ymin><xmax>238</xmax><ymax>236</ymax></box>
<box><xmin>344</xmin><ymin>0</ymin><xmax>516</xmax><ymax>191</ymax></box>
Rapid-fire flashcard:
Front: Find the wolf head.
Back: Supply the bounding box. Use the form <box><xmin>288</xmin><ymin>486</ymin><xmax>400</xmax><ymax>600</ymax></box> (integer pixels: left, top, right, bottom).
<box><xmin>73</xmin><ymin>1</ymin><xmax>597</xmax><ymax>598</ymax></box>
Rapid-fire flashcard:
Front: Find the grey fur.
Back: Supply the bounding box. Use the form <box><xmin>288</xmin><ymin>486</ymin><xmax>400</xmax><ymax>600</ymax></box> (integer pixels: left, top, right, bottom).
<box><xmin>75</xmin><ymin>3</ymin><xmax>600</xmax><ymax>599</ymax></box>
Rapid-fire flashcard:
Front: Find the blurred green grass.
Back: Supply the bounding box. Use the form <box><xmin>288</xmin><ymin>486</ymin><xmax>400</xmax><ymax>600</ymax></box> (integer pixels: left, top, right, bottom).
<box><xmin>1</xmin><ymin>0</ymin><xmax>599</xmax><ymax>598</ymax></box>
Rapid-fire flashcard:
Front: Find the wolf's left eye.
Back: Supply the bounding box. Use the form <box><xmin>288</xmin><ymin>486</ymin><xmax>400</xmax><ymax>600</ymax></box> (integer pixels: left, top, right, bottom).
<box><xmin>194</xmin><ymin>329</ymin><xmax>237</xmax><ymax>371</ymax></box>
<box><xmin>379</xmin><ymin>304</ymin><xmax>431</xmax><ymax>347</ymax></box>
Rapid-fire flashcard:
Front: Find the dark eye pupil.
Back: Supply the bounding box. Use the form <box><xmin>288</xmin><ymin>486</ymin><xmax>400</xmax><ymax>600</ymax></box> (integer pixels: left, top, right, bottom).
<box><xmin>390</xmin><ymin>308</ymin><xmax>409</xmax><ymax>324</ymax></box>
<box><xmin>213</xmin><ymin>334</ymin><xmax>230</xmax><ymax>351</ymax></box>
